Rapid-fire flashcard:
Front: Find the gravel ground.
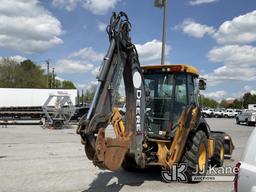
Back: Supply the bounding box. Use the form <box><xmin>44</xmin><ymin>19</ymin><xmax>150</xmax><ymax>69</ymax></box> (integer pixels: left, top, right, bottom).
<box><xmin>0</xmin><ymin>118</ymin><xmax>254</xmax><ymax>192</ymax></box>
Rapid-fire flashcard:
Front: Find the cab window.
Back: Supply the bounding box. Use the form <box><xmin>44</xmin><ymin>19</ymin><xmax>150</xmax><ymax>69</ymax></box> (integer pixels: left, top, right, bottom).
<box><xmin>187</xmin><ymin>75</ymin><xmax>196</xmax><ymax>105</ymax></box>
<box><xmin>175</xmin><ymin>74</ymin><xmax>187</xmax><ymax>106</ymax></box>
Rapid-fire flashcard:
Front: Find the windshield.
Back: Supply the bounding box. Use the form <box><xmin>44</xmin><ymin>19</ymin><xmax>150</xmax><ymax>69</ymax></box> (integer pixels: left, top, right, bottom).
<box><xmin>144</xmin><ymin>73</ymin><xmax>187</xmax><ymax>137</ymax></box>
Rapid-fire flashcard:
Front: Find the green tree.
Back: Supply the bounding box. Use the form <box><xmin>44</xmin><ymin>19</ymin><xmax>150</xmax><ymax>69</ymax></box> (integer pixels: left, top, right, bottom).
<box><xmin>199</xmin><ymin>95</ymin><xmax>219</xmax><ymax>108</ymax></box>
<box><xmin>17</xmin><ymin>60</ymin><xmax>46</xmax><ymax>88</ymax></box>
<box><xmin>62</xmin><ymin>80</ymin><xmax>76</xmax><ymax>89</ymax></box>
<box><xmin>242</xmin><ymin>92</ymin><xmax>256</xmax><ymax>108</ymax></box>
<box><xmin>0</xmin><ymin>58</ymin><xmax>77</xmax><ymax>90</ymax></box>
<box><xmin>0</xmin><ymin>58</ymin><xmax>19</xmax><ymax>88</ymax></box>
<box><xmin>83</xmin><ymin>84</ymin><xmax>97</xmax><ymax>104</ymax></box>
<box><xmin>55</xmin><ymin>79</ymin><xmax>62</xmax><ymax>89</ymax></box>
<box><xmin>219</xmin><ymin>99</ymin><xmax>227</xmax><ymax>108</ymax></box>
<box><xmin>0</xmin><ymin>59</ymin><xmax>47</xmax><ymax>88</ymax></box>
<box><xmin>230</xmin><ymin>99</ymin><xmax>242</xmax><ymax>109</ymax></box>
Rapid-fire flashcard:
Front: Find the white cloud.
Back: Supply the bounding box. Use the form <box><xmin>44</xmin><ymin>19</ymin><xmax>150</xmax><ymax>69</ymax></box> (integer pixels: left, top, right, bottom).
<box><xmin>52</xmin><ymin>0</ymin><xmax>80</xmax><ymax>11</ymax></box>
<box><xmin>189</xmin><ymin>0</ymin><xmax>218</xmax><ymax>5</ymax></box>
<box><xmin>243</xmin><ymin>85</ymin><xmax>256</xmax><ymax>95</ymax></box>
<box><xmin>207</xmin><ymin>45</ymin><xmax>256</xmax><ymax>67</ymax></box>
<box><xmin>55</xmin><ymin>59</ymin><xmax>93</xmax><ymax>74</ymax></box>
<box><xmin>0</xmin><ymin>55</ymin><xmax>27</xmax><ymax>63</ymax></box>
<box><xmin>85</xmin><ymin>81</ymin><xmax>98</xmax><ymax>91</ymax></box>
<box><xmin>97</xmin><ymin>21</ymin><xmax>107</xmax><ymax>32</ymax></box>
<box><xmin>176</xmin><ymin>19</ymin><xmax>215</xmax><ymax>38</ymax></box>
<box><xmin>55</xmin><ymin>47</ymin><xmax>103</xmax><ymax>74</ymax></box>
<box><xmin>244</xmin><ymin>85</ymin><xmax>252</xmax><ymax>91</ymax></box>
<box><xmin>178</xmin><ymin>10</ymin><xmax>256</xmax><ymax>45</ymax></box>
<box><xmin>91</xmin><ymin>66</ymin><xmax>100</xmax><ymax>76</ymax></box>
<box><xmin>52</xmin><ymin>0</ymin><xmax>118</xmax><ymax>15</ymax></box>
<box><xmin>179</xmin><ymin>10</ymin><xmax>256</xmax><ymax>87</ymax></box>
<box><xmin>10</xmin><ymin>55</ymin><xmax>27</xmax><ymax>63</ymax></box>
<box><xmin>203</xmin><ymin>90</ymin><xmax>226</xmax><ymax>101</ymax></box>
<box><xmin>77</xmin><ymin>80</ymin><xmax>98</xmax><ymax>91</ymax></box>
<box><xmin>214</xmin><ymin>10</ymin><xmax>256</xmax><ymax>44</ymax></box>
<box><xmin>204</xmin><ymin>45</ymin><xmax>256</xmax><ymax>86</ymax></box>
<box><xmin>135</xmin><ymin>39</ymin><xmax>171</xmax><ymax>63</ymax></box>
<box><xmin>69</xmin><ymin>47</ymin><xmax>104</xmax><ymax>63</ymax></box>
<box><xmin>55</xmin><ymin>76</ymin><xmax>65</xmax><ymax>82</ymax></box>
<box><xmin>203</xmin><ymin>66</ymin><xmax>256</xmax><ymax>86</ymax></box>
<box><xmin>0</xmin><ymin>0</ymin><xmax>63</xmax><ymax>53</ymax></box>
<box><xmin>82</xmin><ymin>0</ymin><xmax>118</xmax><ymax>15</ymax></box>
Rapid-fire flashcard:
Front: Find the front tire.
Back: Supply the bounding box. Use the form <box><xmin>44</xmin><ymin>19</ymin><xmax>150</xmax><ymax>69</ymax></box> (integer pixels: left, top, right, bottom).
<box><xmin>180</xmin><ymin>130</ymin><xmax>209</xmax><ymax>183</ymax></box>
<box><xmin>246</xmin><ymin>119</ymin><xmax>250</xmax><ymax>126</ymax></box>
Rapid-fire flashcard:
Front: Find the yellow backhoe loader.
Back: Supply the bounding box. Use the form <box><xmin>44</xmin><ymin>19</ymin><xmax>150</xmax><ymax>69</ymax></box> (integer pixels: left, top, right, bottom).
<box><xmin>77</xmin><ymin>12</ymin><xmax>234</xmax><ymax>182</ymax></box>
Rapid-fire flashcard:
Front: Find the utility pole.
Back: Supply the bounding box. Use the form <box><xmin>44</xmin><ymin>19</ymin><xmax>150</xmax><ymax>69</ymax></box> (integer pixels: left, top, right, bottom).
<box><xmin>154</xmin><ymin>0</ymin><xmax>168</xmax><ymax>65</ymax></box>
<box><xmin>46</xmin><ymin>60</ymin><xmax>50</xmax><ymax>88</ymax></box>
<box><xmin>77</xmin><ymin>90</ymin><xmax>80</xmax><ymax>106</ymax></box>
<box><xmin>52</xmin><ymin>67</ymin><xmax>55</xmax><ymax>88</ymax></box>
<box><xmin>81</xmin><ymin>89</ymin><xmax>84</xmax><ymax>106</ymax></box>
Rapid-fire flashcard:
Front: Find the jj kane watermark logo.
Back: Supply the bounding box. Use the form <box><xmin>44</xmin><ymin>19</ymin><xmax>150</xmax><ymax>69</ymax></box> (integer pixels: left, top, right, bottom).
<box><xmin>161</xmin><ymin>164</ymin><xmax>188</xmax><ymax>182</ymax></box>
<box><xmin>161</xmin><ymin>164</ymin><xmax>239</xmax><ymax>182</ymax></box>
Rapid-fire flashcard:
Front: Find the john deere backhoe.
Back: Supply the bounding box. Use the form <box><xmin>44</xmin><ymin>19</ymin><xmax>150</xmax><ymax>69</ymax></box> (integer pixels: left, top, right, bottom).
<box><xmin>77</xmin><ymin>12</ymin><xmax>234</xmax><ymax>182</ymax></box>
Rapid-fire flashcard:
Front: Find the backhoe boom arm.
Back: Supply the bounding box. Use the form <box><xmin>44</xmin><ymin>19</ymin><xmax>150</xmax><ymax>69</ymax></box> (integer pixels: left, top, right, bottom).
<box><xmin>77</xmin><ymin>12</ymin><xmax>146</xmax><ymax>171</ymax></box>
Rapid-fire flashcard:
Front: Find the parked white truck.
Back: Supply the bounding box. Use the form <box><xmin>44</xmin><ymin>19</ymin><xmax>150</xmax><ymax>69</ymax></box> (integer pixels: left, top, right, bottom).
<box><xmin>236</xmin><ymin>110</ymin><xmax>256</xmax><ymax>126</ymax></box>
<box><xmin>223</xmin><ymin>109</ymin><xmax>236</xmax><ymax>118</ymax></box>
<box><xmin>248</xmin><ymin>104</ymin><xmax>256</xmax><ymax>111</ymax></box>
<box><xmin>202</xmin><ymin>108</ymin><xmax>214</xmax><ymax>117</ymax></box>
<box><xmin>213</xmin><ymin>109</ymin><xmax>224</xmax><ymax>118</ymax></box>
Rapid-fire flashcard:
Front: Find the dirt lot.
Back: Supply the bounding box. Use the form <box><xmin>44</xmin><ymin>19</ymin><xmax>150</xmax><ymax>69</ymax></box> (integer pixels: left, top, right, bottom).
<box><xmin>0</xmin><ymin>118</ymin><xmax>254</xmax><ymax>192</ymax></box>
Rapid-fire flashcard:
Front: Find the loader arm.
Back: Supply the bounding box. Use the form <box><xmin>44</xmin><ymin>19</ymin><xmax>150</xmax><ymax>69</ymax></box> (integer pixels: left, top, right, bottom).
<box><xmin>77</xmin><ymin>12</ymin><xmax>145</xmax><ymax>171</ymax></box>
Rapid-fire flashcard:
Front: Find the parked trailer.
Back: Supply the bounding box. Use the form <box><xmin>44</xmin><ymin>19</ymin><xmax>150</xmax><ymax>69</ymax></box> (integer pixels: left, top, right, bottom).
<box><xmin>0</xmin><ymin>88</ymin><xmax>78</xmax><ymax>123</ymax></box>
<box><xmin>0</xmin><ymin>88</ymin><xmax>77</xmax><ymax>107</ymax></box>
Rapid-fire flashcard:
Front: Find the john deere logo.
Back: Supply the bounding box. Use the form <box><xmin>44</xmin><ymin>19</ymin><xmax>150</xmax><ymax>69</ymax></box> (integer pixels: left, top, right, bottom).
<box><xmin>133</xmin><ymin>71</ymin><xmax>142</xmax><ymax>89</ymax></box>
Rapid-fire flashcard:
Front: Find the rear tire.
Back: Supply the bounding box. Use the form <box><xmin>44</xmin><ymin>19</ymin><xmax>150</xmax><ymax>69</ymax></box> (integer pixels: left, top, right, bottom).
<box><xmin>236</xmin><ymin>118</ymin><xmax>240</xmax><ymax>125</ymax></box>
<box><xmin>53</xmin><ymin>120</ymin><xmax>63</xmax><ymax>129</ymax></box>
<box><xmin>210</xmin><ymin>135</ymin><xmax>224</xmax><ymax>167</ymax></box>
<box><xmin>180</xmin><ymin>130</ymin><xmax>209</xmax><ymax>183</ymax></box>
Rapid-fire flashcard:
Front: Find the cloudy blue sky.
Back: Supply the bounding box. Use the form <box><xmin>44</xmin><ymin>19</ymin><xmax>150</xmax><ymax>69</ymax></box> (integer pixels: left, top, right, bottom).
<box><xmin>0</xmin><ymin>0</ymin><xmax>256</xmax><ymax>101</ymax></box>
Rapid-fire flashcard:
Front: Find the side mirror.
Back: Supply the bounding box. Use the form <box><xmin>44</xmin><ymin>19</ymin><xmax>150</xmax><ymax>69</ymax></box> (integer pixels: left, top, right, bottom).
<box><xmin>199</xmin><ymin>79</ymin><xmax>206</xmax><ymax>90</ymax></box>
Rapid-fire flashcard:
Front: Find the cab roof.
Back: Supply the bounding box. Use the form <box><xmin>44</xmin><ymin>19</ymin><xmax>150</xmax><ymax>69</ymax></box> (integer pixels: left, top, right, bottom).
<box><xmin>141</xmin><ymin>64</ymin><xmax>199</xmax><ymax>76</ymax></box>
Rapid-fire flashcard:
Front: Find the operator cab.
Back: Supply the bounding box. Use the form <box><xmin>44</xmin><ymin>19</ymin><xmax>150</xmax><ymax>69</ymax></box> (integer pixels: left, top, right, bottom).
<box><xmin>142</xmin><ymin>64</ymin><xmax>203</xmax><ymax>139</ymax></box>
